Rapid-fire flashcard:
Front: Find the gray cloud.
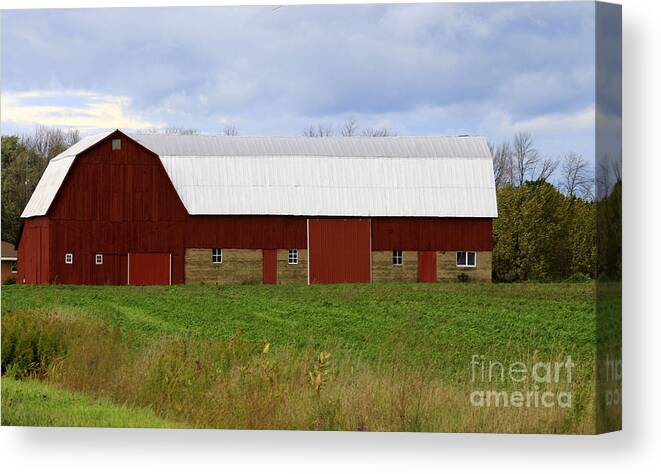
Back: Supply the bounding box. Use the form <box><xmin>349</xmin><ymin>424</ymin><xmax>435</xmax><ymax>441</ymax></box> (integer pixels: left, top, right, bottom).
<box><xmin>2</xmin><ymin>2</ymin><xmax>597</xmax><ymax>161</ymax></box>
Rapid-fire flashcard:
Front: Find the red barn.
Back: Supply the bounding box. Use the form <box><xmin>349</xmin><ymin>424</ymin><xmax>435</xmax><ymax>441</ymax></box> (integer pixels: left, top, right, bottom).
<box><xmin>18</xmin><ymin>130</ymin><xmax>497</xmax><ymax>285</ymax></box>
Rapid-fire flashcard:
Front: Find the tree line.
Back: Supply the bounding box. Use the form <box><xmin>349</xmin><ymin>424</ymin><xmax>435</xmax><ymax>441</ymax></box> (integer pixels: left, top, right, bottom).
<box><xmin>301</xmin><ymin>118</ymin><xmax>395</xmax><ymax>137</ymax></box>
<box><xmin>491</xmin><ymin>132</ymin><xmax>620</xmax><ymax>282</ymax></box>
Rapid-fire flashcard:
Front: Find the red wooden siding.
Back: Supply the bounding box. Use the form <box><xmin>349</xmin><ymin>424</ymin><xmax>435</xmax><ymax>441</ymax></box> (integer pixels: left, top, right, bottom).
<box><xmin>417</xmin><ymin>251</ymin><xmax>437</xmax><ymax>283</ymax></box>
<box><xmin>128</xmin><ymin>253</ymin><xmax>170</xmax><ymax>285</ymax></box>
<box><xmin>17</xmin><ymin>217</ymin><xmax>50</xmax><ymax>284</ymax></box>
<box><xmin>309</xmin><ymin>218</ymin><xmax>371</xmax><ymax>284</ymax></box>
<box><xmin>186</xmin><ymin>216</ymin><xmax>307</xmax><ymax>250</ymax></box>
<box><xmin>262</xmin><ymin>249</ymin><xmax>277</xmax><ymax>284</ymax></box>
<box><xmin>371</xmin><ymin>218</ymin><xmax>493</xmax><ymax>251</ymax></box>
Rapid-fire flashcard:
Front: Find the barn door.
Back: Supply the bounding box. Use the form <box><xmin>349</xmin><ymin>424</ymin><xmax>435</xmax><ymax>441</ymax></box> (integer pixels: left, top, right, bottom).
<box><xmin>308</xmin><ymin>218</ymin><xmax>371</xmax><ymax>284</ymax></box>
<box><xmin>262</xmin><ymin>249</ymin><xmax>277</xmax><ymax>284</ymax></box>
<box><xmin>417</xmin><ymin>251</ymin><xmax>437</xmax><ymax>283</ymax></box>
<box><xmin>128</xmin><ymin>253</ymin><xmax>171</xmax><ymax>285</ymax></box>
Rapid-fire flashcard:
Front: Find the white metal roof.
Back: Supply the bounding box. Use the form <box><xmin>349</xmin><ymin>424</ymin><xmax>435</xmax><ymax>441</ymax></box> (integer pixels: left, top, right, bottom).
<box><xmin>22</xmin><ymin>131</ymin><xmax>497</xmax><ymax>218</ymax></box>
<box><xmin>21</xmin><ymin>131</ymin><xmax>115</xmax><ymax>218</ymax></box>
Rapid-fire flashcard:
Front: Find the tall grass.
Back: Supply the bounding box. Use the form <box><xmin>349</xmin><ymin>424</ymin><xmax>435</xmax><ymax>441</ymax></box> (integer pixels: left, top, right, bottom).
<box><xmin>1</xmin><ymin>310</ymin><xmax>595</xmax><ymax>433</ymax></box>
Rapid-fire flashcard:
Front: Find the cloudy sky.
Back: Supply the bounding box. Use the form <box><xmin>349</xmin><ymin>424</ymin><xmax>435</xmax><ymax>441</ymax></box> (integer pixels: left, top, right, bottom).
<box><xmin>1</xmin><ymin>2</ymin><xmax>597</xmax><ymax>161</ymax></box>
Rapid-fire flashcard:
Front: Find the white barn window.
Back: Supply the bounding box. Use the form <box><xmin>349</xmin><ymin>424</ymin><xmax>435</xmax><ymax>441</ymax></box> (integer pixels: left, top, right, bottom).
<box><xmin>95</xmin><ymin>254</ymin><xmax>103</xmax><ymax>265</ymax></box>
<box><xmin>111</xmin><ymin>138</ymin><xmax>121</xmax><ymax>150</ymax></box>
<box><xmin>392</xmin><ymin>250</ymin><xmax>403</xmax><ymax>265</ymax></box>
<box><xmin>65</xmin><ymin>253</ymin><xmax>73</xmax><ymax>264</ymax></box>
<box><xmin>288</xmin><ymin>249</ymin><xmax>299</xmax><ymax>265</ymax></box>
<box><xmin>212</xmin><ymin>248</ymin><xmax>222</xmax><ymax>264</ymax></box>
<box><xmin>456</xmin><ymin>251</ymin><xmax>476</xmax><ymax>267</ymax></box>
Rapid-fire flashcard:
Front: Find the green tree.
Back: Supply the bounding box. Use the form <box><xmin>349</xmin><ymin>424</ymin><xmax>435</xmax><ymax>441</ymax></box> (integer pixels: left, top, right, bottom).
<box><xmin>517</xmin><ymin>181</ymin><xmax>570</xmax><ymax>280</ymax></box>
<box><xmin>492</xmin><ymin>184</ymin><xmax>523</xmax><ymax>281</ymax></box>
<box><xmin>1</xmin><ymin>126</ymin><xmax>80</xmax><ymax>244</ymax></box>
<box><xmin>596</xmin><ymin>180</ymin><xmax>622</xmax><ymax>280</ymax></box>
<box><xmin>568</xmin><ymin>198</ymin><xmax>597</xmax><ymax>277</ymax></box>
<box><xmin>493</xmin><ymin>181</ymin><xmax>595</xmax><ymax>281</ymax></box>
<box><xmin>1</xmin><ymin>135</ymin><xmax>29</xmax><ymax>244</ymax></box>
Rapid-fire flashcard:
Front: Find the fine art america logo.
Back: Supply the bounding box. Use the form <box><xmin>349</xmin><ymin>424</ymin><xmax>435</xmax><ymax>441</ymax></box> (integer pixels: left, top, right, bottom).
<box><xmin>469</xmin><ymin>355</ymin><xmax>574</xmax><ymax>409</ymax></box>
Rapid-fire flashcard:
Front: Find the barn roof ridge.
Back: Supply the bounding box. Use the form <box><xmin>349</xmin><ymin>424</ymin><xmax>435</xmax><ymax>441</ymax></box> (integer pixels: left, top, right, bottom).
<box><xmin>127</xmin><ymin>131</ymin><xmax>485</xmax><ymax>139</ymax></box>
<box><xmin>126</xmin><ymin>132</ymin><xmax>493</xmax><ymax>159</ymax></box>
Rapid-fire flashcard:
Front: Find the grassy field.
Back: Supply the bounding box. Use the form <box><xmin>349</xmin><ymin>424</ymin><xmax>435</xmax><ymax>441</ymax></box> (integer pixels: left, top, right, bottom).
<box><xmin>1</xmin><ymin>282</ymin><xmax>597</xmax><ymax>432</ymax></box>
<box><xmin>1</xmin><ymin>376</ymin><xmax>180</xmax><ymax>428</ymax></box>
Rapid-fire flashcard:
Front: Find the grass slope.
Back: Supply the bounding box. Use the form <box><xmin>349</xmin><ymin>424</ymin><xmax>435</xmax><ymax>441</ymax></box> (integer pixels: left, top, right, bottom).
<box><xmin>1</xmin><ymin>376</ymin><xmax>180</xmax><ymax>428</ymax></box>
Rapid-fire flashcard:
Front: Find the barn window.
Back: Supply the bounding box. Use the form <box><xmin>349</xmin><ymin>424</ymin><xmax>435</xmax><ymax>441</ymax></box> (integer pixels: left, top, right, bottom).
<box><xmin>95</xmin><ymin>254</ymin><xmax>103</xmax><ymax>265</ymax></box>
<box><xmin>10</xmin><ymin>261</ymin><xmax>17</xmax><ymax>273</ymax></box>
<box><xmin>111</xmin><ymin>138</ymin><xmax>121</xmax><ymax>150</ymax></box>
<box><xmin>392</xmin><ymin>250</ymin><xmax>403</xmax><ymax>265</ymax></box>
<box><xmin>212</xmin><ymin>248</ymin><xmax>222</xmax><ymax>264</ymax></box>
<box><xmin>288</xmin><ymin>249</ymin><xmax>299</xmax><ymax>265</ymax></box>
<box><xmin>65</xmin><ymin>253</ymin><xmax>73</xmax><ymax>264</ymax></box>
<box><xmin>456</xmin><ymin>251</ymin><xmax>476</xmax><ymax>268</ymax></box>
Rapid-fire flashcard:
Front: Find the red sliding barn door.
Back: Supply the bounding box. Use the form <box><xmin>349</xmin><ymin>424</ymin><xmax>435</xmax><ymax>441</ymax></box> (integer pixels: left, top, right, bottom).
<box><xmin>128</xmin><ymin>253</ymin><xmax>171</xmax><ymax>285</ymax></box>
<box><xmin>308</xmin><ymin>218</ymin><xmax>371</xmax><ymax>284</ymax></box>
<box><xmin>263</xmin><ymin>249</ymin><xmax>277</xmax><ymax>284</ymax></box>
<box><xmin>417</xmin><ymin>251</ymin><xmax>437</xmax><ymax>283</ymax></box>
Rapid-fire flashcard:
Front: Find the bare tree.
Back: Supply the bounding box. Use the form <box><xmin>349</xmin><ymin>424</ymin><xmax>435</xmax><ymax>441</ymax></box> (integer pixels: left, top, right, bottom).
<box><xmin>22</xmin><ymin>125</ymin><xmax>80</xmax><ymax>160</ymax></box>
<box><xmin>561</xmin><ymin>152</ymin><xmax>594</xmax><ymax>199</ymax></box>
<box><xmin>512</xmin><ymin>132</ymin><xmax>540</xmax><ymax>186</ymax></box>
<box><xmin>340</xmin><ymin>117</ymin><xmax>359</xmax><ymax>137</ymax></box>
<box><xmin>490</xmin><ymin>141</ymin><xmax>514</xmax><ymax>188</ymax></box>
<box><xmin>302</xmin><ymin>123</ymin><xmax>334</xmax><ymax>137</ymax></box>
<box><xmin>533</xmin><ymin>157</ymin><xmax>560</xmax><ymax>183</ymax></box>
<box><xmin>223</xmin><ymin>124</ymin><xmax>239</xmax><ymax>136</ymax></box>
<box><xmin>162</xmin><ymin>126</ymin><xmax>198</xmax><ymax>135</ymax></box>
<box><xmin>362</xmin><ymin>127</ymin><xmax>395</xmax><ymax>137</ymax></box>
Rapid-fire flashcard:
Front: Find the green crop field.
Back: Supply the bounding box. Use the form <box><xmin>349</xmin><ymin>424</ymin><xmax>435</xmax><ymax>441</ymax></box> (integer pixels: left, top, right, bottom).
<box><xmin>1</xmin><ymin>282</ymin><xmax>598</xmax><ymax>433</ymax></box>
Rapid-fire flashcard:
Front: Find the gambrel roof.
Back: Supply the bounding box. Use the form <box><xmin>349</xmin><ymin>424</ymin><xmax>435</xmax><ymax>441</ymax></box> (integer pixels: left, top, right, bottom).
<box><xmin>22</xmin><ymin>131</ymin><xmax>498</xmax><ymax>218</ymax></box>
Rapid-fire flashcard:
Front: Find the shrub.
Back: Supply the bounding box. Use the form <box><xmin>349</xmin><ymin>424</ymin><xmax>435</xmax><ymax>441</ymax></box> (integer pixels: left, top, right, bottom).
<box><xmin>1</xmin><ymin>311</ymin><xmax>69</xmax><ymax>378</ymax></box>
<box><xmin>4</xmin><ymin>277</ymin><xmax>16</xmax><ymax>285</ymax></box>
<box><xmin>493</xmin><ymin>271</ymin><xmax>517</xmax><ymax>283</ymax></box>
<box><xmin>457</xmin><ymin>273</ymin><xmax>470</xmax><ymax>283</ymax></box>
<box><xmin>1</xmin><ymin>310</ymin><xmax>123</xmax><ymax>384</ymax></box>
<box><xmin>566</xmin><ymin>272</ymin><xmax>592</xmax><ymax>283</ymax></box>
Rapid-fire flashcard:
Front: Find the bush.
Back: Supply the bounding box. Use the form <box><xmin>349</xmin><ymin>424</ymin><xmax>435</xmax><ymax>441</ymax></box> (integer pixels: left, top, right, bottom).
<box><xmin>4</xmin><ymin>277</ymin><xmax>16</xmax><ymax>285</ymax></box>
<box><xmin>566</xmin><ymin>272</ymin><xmax>592</xmax><ymax>283</ymax></box>
<box><xmin>493</xmin><ymin>271</ymin><xmax>518</xmax><ymax>283</ymax></box>
<box><xmin>1</xmin><ymin>310</ymin><xmax>122</xmax><ymax>381</ymax></box>
<box><xmin>457</xmin><ymin>273</ymin><xmax>470</xmax><ymax>283</ymax></box>
<box><xmin>493</xmin><ymin>182</ymin><xmax>597</xmax><ymax>281</ymax></box>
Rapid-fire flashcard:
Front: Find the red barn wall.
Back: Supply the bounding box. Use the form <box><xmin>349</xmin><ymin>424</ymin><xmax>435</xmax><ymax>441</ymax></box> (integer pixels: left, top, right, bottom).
<box><xmin>186</xmin><ymin>216</ymin><xmax>307</xmax><ymax>249</ymax></box>
<box><xmin>17</xmin><ymin>217</ymin><xmax>50</xmax><ymax>284</ymax></box>
<box><xmin>371</xmin><ymin>217</ymin><xmax>492</xmax><ymax>251</ymax></box>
